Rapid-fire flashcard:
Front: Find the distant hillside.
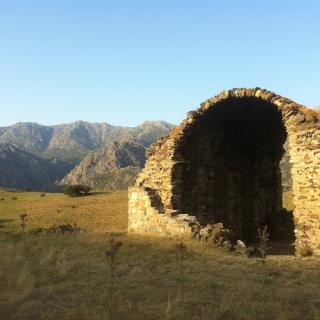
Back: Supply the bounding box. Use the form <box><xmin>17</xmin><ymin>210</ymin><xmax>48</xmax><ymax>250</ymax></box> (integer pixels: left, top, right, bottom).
<box><xmin>0</xmin><ymin>121</ymin><xmax>174</xmax><ymax>164</ymax></box>
<box><xmin>61</xmin><ymin>141</ymin><xmax>146</xmax><ymax>190</ymax></box>
<box><xmin>122</xmin><ymin>121</ymin><xmax>174</xmax><ymax>147</ymax></box>
<box><xmin>0</xmin><ymin>143</ymin><xmax>73</xmax><ymax>191</ymax></box>
<box><xmin>0</xmin><ymin>121</ymin><xmax>173</xmax><ymax>190</ymax></box>
<box><xmin>0</xmin><ymin>123</ymin><xmax>54</xmax><ymax>156</ymax></box>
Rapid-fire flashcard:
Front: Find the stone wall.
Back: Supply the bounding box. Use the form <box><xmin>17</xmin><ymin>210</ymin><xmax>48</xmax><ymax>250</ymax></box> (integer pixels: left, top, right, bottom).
<box><xmin>129</xmin><ymin>88</ymin><xmax>320</xmax><ymax>256</ymax></box>
<box><xmin>290</xmin><ymin>128</ymin><xmax>320</xmax><ymax>255</ymax></box>
<box><xmin>128</xmin><ymin>186</ymin><xmax>193</xmax><ymax>237</ymax></box>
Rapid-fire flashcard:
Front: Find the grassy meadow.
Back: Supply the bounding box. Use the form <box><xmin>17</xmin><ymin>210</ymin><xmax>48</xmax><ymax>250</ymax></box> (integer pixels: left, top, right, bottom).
<box><xmin>0</xmin><ymin>189</ymin><xmax>128</xmax><ymax>233</ymax></box>
<box><xmin>1</xmin><ymin>189</ymin><xmax>320</xmax><ymax>320</ymax></box>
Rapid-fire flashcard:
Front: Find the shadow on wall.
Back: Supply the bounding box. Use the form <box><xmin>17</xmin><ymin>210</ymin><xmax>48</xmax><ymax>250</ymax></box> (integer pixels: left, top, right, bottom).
<box><xmin>265</xmin><ymin>208</ymin><xmax>295</xmax><ymax>255</ymax></box>
<box><xmin>174</xmin><ymin>97</ymin><xmax>291</xmax><ymax>243</ymax></box>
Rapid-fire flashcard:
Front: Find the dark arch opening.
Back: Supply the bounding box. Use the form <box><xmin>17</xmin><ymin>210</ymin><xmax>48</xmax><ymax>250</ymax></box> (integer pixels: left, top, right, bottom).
<box><xmin>174</xmin><ymin>97</ymin><xmax>294</xmax><ymax>243</ymax></box>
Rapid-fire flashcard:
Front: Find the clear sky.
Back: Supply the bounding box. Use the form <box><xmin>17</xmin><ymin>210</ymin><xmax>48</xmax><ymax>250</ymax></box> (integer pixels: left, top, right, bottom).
<box><xmin>0</xmin><ymin>0</ymin><xmax>319</xmax><ymax>127</ymax></box>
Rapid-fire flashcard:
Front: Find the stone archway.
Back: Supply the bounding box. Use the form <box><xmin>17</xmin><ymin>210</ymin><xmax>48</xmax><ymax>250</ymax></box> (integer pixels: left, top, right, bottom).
<box><xmin>172</xmin><ymin>96</ymin><xmax>287</xmax><ymax>242</ymax></box>
<box><xmin>128</xmin><ymin>88</ymin><xmax>320</xmax><ymax>256</ymax></box>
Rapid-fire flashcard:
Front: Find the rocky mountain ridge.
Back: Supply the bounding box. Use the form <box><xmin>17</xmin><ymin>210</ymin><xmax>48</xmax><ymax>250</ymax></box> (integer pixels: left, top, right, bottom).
<box><xmin>0</xmin><ymin>121</ymin><xmax>174</xmax><ymax>190</ymax></box>
<box><xmin>61</xmin><ymin>140</ymin><xmax>147</xmax><ymax>190</ymax></box>
<box><xmin>0</xmin><ymin>120</ymin><xmax>173</xmax><ymax>164</ymax></box>
<box><xmin>0</xmin><ymin>142</ymin><xmax>73</xmax><ymax>191</ymax></box>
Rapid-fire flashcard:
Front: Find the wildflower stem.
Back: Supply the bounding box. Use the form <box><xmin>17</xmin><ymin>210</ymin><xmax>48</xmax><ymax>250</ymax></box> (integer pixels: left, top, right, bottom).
<box><xmin>109</xmin><ymin>254</ymin><xmax>114</xmax><ymax>320</ymax></box>
<box><xmin>105</xmin><ymin>237</ymin><xmax>122</xmax><ymax>320</ymax></box>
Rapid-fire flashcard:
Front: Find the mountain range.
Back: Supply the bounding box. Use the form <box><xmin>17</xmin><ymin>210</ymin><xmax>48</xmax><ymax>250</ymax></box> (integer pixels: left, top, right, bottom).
<box><xmin>0</xmin><ymin>143</ymin><xmax>73</xmax><ymax>191</ymax></box>
<box><xmin>0</xmin><ymin>121</ymin><xmax>174</xmax><ymax>191</ymax></box>
<box><xmin>61</xmin><ymin>140</ymin><xmax>147</xmax><ymax>190</ymax></box>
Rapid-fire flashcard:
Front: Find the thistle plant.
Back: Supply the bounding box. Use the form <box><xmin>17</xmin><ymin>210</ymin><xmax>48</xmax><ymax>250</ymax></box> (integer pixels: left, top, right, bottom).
<box><xmin>105</xmin><ymin>237</ymin><xmax>123</xmax><ymax>320</ymax></box>
<box><xmin>176</xmin><ymin>242</ymin><xmax>187</xmax><ymax>316</ymax></box>
<box><xmin>257</xmin><ymin>225</ymin><xmax>269</xmax><ymax>268</ymax></box>
<box><xmin>19</xmin><ymin>213</ymin><xmax>28</xmax><ymax>248</ymax></box>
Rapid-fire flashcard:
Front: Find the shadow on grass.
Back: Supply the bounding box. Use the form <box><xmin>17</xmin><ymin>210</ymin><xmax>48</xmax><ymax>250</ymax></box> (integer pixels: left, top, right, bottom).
<box><xmin>1</xmin><ymin>232</ymin><xmax>319</xmax><ymax>320</ymax></box>
<box><xmin>87</xmin><ymin>191</ymin><xmax>114</xmax><ymax>196</ymax></box>
<box><xmin>0</xmin><ymin>219</ymin><xmax>14</xmax><ymax>229</ymax></box>
<box><xmin>268</xmin><ymin>240</ymin><xmax>295</xmax><ymax>256</ymax></box>
<box><xmin>64</xmin><ymin>191</ymin><xmax>114</xmax><ymax>198</ymax></box>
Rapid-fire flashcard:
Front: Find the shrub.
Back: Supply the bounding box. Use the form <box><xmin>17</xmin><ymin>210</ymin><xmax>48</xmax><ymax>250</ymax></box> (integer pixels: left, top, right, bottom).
<box><xmin>63</xmin><ymin>184</ymin><xmax>91</xmax><ymax>196</ymax></box>
<box><xmin>40</xmin><ymin>193</ymin><xmax>46</xmax><ymax>198</ymax></box>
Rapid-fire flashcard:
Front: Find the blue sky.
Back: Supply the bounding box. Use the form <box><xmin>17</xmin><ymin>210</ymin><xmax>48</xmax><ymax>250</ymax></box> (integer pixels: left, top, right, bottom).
<box><xmin>0</xmin><ymin>0</ymin><xmax>319</xmax><ymax>127</ymax></box>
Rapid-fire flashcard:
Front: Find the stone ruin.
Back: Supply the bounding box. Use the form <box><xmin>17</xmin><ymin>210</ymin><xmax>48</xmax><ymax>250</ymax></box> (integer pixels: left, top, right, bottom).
<box><xmin>128</xmin><ymin>88</ymin><xmax>320</xmax><ymax>256</ymax></box>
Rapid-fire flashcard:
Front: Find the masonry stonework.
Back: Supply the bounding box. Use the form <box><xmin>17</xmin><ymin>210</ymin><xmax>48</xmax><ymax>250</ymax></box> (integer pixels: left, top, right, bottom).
<box><xmin>128</xmin><ymin>88</ymin><xmax>320</xmax><ymax>256</ymax></box>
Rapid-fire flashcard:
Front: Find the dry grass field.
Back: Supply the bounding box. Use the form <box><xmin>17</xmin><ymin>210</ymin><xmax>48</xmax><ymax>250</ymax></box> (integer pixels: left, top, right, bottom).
<box><xmin>1</xmin><ymin>189</ymin><xmax>320</xmax><ymax>320</ymax></box>
<box><xmin>0</xmin><ymin>189</ymin><xmax>128</xmax><ymax>233</ymax></box>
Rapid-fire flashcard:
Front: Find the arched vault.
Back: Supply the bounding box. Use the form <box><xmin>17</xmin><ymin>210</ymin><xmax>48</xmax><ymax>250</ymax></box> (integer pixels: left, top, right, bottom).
<box><xmin>128</xmin><ymin>88</ymin><xmax>320</xmax><ymax>256</ymax></box>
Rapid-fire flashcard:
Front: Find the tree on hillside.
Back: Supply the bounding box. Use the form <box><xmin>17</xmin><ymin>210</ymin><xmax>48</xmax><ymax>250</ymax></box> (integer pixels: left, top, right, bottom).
<box><xmin>63</xmin><ymin>184</ymin><xmax>91</xmax><ymax>196</ymax></box>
